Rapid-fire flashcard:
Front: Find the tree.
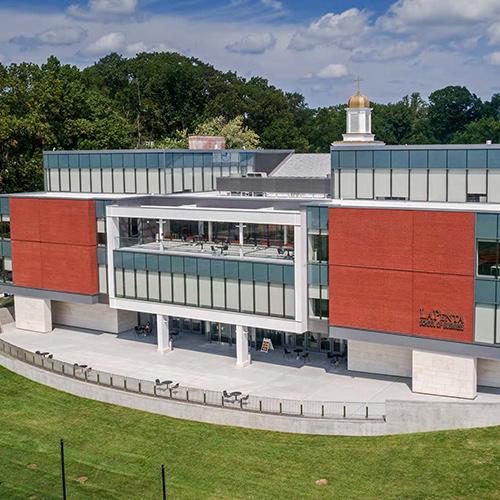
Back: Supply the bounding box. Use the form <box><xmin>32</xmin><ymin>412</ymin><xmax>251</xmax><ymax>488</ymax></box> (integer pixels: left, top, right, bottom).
<box><xmin>155</xmin><ymin>115</ymin><xmax>260</xmax><ymax>150</ymax></box>
<box><xmin>427</xmin><ymin>86</ymin><xmax>483</xmax><ymax>142</ymax></box>
<box><xmin>195</xmin><ymin>115</ymin><xmax>259</xmax><ymax>149</ymax></box>
<box><xmin>451</xmin><ymin>118</ymin><xmax>500</xmax><ymax>144</ymax></box>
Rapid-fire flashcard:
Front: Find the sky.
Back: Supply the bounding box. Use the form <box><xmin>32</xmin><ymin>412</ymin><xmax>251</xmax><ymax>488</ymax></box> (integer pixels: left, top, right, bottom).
<box><xmin>0</xmin><ymin>0</ymin><xmax>499</xmax><ymax>108</ymax></box>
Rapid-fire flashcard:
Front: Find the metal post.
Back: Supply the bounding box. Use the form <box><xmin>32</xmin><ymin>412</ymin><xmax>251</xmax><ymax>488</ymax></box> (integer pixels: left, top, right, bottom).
<box><xmin>161</xmin><ymin>464</ymin><xmax>166</xmax><ymax>500</ymax></box>
<box><xmin>365</xmin><ymin>406</ymin><xmax>369</xmax><ymax>419</ymax></box>
<box><xmin>60</xmin><ymin>439</ymin><xmax>67</xmax><ymax>500</ymax></box>
<box><xmin>321</xmin><ymin>405</ymin><xmax>324</xmax><ymax>418</ymax></box>
<box><xmin>343</xmin><ymin>405</ymin><xmax>346</xmax><ymax>418</ymax></box>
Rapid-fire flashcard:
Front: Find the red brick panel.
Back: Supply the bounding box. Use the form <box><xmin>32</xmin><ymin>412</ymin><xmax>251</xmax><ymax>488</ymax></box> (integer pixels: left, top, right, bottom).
<box><xmin>413</xmin><ymin>273</ymin><xmax>474</xmax><ymax>342</ymax></box>
<box><xmin>412</xmin><ymin>211</ymin><xmax>474</xmax><ymax>276</ymax></box>
<box><xmin>10</xmin><ymin>197</ymin><xmax>98</xmax><ymax>295</ymax></box>
<box><xmin>330</xmin><ymin>266</ymin><xmax>413</xmax><ymax>334</ymax></box>
<box><xmin>328</xmin><ymin>207</ymin><xmax>475</xmax><ymax>343</ymax></box>
<box><xmin>9</xmin><ymin>198</ymin><xmax>41</xmax><ymax>241</ymax></box>
<box><xmin>39</xmin><ymin>199</ymin><xmax>96</xmax><ymax>246</ymax></box>
<box><xmin>329</xmin><ymin>208</ymin><xmax>413</xmax><ymax>270</ymax></box>
<box><xmin>10</xmin><ymin>240</ymin><xmax>43</xmax><ymax>288</ymax></box>
<box><xmin>41</xmin><ymin>243</ymin><xmax>98</xmax><ymax>295</ymax></box>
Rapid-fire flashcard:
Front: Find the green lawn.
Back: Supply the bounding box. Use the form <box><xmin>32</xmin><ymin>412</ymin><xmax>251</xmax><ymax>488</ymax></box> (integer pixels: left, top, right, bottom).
<box><xmin>0</xmin><ymin>295</ymin><xmax>13</xmax><ymax>308</ymax></box>
<box><xmin>0</xmin><ymin>366</ymin><xmax>499</xmax><ymax>500</ymax></box>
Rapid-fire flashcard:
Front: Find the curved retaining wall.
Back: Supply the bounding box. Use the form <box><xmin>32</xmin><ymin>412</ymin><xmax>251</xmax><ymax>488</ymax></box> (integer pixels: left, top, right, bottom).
<box><xmin>1</xmin><ymin>353</ymin><xmax>500</xmax><ymax>436</ymax></box>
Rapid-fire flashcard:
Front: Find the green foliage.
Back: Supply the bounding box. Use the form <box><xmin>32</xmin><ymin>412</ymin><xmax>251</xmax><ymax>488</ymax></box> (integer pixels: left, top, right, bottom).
<box><xmin>2</xmin><ymin>52</ymin><xmax>500</xmax><ymax>194</ymax></box>
<box><xmin>195</xmin><ymin>115</ymin><xmax>260</xmax><ymax>149</ymax></box>
<box><xmin>1</xmin><ymin>365</ymin><xmax>500</xmax><ymax>499</ymax></box>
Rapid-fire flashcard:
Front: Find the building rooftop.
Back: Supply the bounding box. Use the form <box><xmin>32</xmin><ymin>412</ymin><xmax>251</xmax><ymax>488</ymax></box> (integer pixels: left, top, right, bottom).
<box><xmin>270</xmin><ymin>153</ymin><xmax>331</xmax><ymax>178</ymax></box>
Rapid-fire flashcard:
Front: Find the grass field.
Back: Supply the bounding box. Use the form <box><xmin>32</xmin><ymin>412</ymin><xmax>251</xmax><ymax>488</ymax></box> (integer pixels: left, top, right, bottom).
<box><xmin>0</xmin><ymin>295</ymin><xmax>13</xmax><ymax>308</ymax></box>
<box><xmin>0</xmin><ymin>366</ymin><xmax>499</xmax><ymax>500</ymax></box>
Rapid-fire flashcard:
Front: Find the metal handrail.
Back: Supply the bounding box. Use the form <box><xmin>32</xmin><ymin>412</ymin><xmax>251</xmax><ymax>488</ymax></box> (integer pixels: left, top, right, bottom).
<box><xmin>0</xmin><ymin>337</ymin><xmax>386</xmax><ymax>421</ymax></box>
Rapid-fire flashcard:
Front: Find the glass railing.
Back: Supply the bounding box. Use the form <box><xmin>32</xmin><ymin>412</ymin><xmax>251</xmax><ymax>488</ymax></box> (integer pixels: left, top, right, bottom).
<box><xmin>116</xmin><ymin>236</ymin><xmax>295</xmax><ymax>262</ymax></box>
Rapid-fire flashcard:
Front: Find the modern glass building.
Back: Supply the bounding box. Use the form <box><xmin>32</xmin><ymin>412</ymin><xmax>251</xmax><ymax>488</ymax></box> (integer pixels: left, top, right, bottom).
<box><xmin>2</xmin><ymin>94</ymin><xmax>500</xmax><ymax>400</ymax></box>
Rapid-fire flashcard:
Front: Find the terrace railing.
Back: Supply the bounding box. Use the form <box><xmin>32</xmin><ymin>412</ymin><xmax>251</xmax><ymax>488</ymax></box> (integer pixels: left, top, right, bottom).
<box><xmin>0</xmin><ymin>338</ymin><xmax>386</xmax><ymax>421</ymax></box>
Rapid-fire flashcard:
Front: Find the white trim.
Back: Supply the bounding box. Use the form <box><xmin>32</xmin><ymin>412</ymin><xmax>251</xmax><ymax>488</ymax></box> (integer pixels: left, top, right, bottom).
<box><xmin>110</xmin><ymin>297</ymin><xmax>305</xmax><ymax>333</ymax></box>
<box><xmin>107</xmin><ymin>205</ymin><xmax>300</xmax><ymax>226</ymax></box>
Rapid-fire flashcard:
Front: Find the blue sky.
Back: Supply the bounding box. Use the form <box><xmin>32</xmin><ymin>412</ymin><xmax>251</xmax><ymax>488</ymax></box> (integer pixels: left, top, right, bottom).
<box><xmin>0</xmin><ymin>0</ymin><xmax>499</xmax><ymax>107</ymax></box>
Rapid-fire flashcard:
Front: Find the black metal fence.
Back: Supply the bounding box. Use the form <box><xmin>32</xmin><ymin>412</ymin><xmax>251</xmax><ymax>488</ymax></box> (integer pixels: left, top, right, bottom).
<box><xmin>0</xmin><ymin>338</ymin><xmax>386</xmax><ymax>420</ymax></box>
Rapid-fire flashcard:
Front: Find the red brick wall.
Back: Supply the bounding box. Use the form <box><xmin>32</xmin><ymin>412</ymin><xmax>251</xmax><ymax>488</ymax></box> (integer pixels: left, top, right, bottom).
<box><xmin>329</xmin><ymin>208</ymin><xmax>474</xmax><ymax>343</ymax></box>
<box><xmin>10</xmin><ymin>198</ymin><xmax>98</xmax><ymax>295</ymax></box>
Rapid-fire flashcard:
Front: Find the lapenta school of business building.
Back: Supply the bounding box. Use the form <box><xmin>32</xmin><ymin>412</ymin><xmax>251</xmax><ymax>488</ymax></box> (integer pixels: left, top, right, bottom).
<box><xmin>1</xmin><ymin>90</ymin><xmax>500</xmax><ymax>399</ymax></box>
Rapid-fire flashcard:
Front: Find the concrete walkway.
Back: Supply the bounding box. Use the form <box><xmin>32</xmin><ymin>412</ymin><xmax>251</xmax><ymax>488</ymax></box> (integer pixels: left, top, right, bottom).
<box><xmin>2</xmin><ymin>323</ymin><xmax>500</xmax><ymax>403</ymax></box>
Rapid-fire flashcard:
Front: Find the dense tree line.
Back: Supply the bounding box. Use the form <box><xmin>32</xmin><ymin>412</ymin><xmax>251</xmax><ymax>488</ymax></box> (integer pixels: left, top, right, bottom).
<box><xmin>1</xmin><ymin>52</ymin><xmax>499</xmax><ymax>193</ymax></box>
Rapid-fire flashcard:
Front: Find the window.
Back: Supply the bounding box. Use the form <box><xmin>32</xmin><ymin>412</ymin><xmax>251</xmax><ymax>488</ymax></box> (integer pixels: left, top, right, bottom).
<box><xmin>467</xmin><ymin>194</ymin><xmax>486</xmax><ymax>203</ymax></box>
<box><xmin>477</xmin><ymin>241</ymin><xmax>499</xmax><ymax>277</ymax></box>
<box><xmin>309</xmin><ymin>235</ymin><xmax>328</xmax><ymax>262</ymax></box>
<box><xmin>312</xmin><ymin>298</ymin><xmax>329</xmax><ymax>319</ymax></box>
<box><xmin>0</xmin><ymin>218</ymin><xmax>10</xmax><ymax>239</ymax></box>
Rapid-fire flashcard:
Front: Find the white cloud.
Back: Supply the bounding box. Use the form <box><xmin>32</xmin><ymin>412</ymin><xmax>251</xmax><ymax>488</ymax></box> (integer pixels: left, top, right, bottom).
<box><xmin>80</xmin><ymin>32</ymin><xmax>125</xmax><ymax>56</ymax></box>
<box><xmin>488</xmin><ymin>22</ymin><xmax>500</xmax><ymax>45</ymax></box>
<box><xmin>315</xmin><ymin>63</ymin><xmax>349</xmax><ymax>79</ymax></box>
<box><xmin>351</xmin><ymin>40</ymin><xmax>420</xmax><ymax>62</ymax></box>
<box><xmin>379</xmin><ymin>0</ymin><xmax>500</xmax><ymax>35</ymax></box>
<box><xmin>260</xmin><ymin>0</ymin><xmax>283</xmax><ymax>11</ymax></box>
<box><xmin>67</xmin><ymin>0</ymin><xmax>139</xmax><ymax>22</ymax></box>
<box><xmin>226</xmin><ymin>32</ymin><xmax>276</xmax><ymax>54</ymax></box>
<box><xmin>289</xmin><ymin>9</ymin><xmax>370</xmax><ymax>51</ymax></box>
<box><xmin>10</xmin><ymin>26</ymin><xmax>87</xmax><ymax>49</ymax></box>
<box><xmin>486</xmin><ymin>51</ymin><xmax>500</xmax><ymax>65</ymax></box>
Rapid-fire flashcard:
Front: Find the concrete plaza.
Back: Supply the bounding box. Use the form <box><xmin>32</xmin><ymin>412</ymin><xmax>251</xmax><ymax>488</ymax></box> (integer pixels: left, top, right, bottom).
<box><xmin>2</xmin><ymin>322</ymin><xmax>500</xmax><ymax>404</ymax></box>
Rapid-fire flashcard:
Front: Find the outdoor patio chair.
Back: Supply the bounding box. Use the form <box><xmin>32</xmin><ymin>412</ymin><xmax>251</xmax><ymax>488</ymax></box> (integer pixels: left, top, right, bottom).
<box><xmin>301</xmin><ymin>353</ymin><xmax>309</xmax><ymax>363</ymax></box>
<box><xmin>284</xmin><ymin>348</ymin><xmax>291</xmax><ymax>357</ymax></box>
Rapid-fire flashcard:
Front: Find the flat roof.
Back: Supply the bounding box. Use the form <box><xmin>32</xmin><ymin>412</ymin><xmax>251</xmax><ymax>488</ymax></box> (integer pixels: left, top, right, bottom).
<box><xmin>43</xmin><ymin>149</ymin><xmax>293</xmax><ymax>155</ymax></box>
<box><xmin>5</xmin><ymin>192</ymin><xmax>138</xmax><ymax>200</ymax></box>
<box><xmin>326</xmin><ymin>198</ymin><xmax>500</xmax><ymax>213</ymax></box>
<box><xmin>113</xmin><ymin>193</ymin><xmax>316</xmax><ymax>211</ymax></box>
<box><xmin>331</xmin><ymin>143</ymin><xmax>500</xmax><ymax>151</ymax></box>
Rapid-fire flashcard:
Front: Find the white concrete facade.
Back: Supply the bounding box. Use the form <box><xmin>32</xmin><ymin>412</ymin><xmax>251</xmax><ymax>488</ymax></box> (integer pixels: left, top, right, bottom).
<box><xmin>478</xmin><ymin>358</ymin><xmax>500</xmax><ymax>388</ymax></box>
<box><xmin>235</xmin><ymin>324</ymin><xmax>251</xmax><ymax>367</ymax></box>
<box><xmin>52</xmin><ymin>301</ymin><xmax>136</xmax><ymax>334</ymax></box>
<box><xmin>412</xmin><ymin>350</ymin><xmax>477</xmax><ymax>399</ymax></box>
<box><xmin>15</xmin><ymin>296</ymin><xmax>52</xmax><ymax>333</ymax></box>
<box><xmin>156</xmin><ymin>314</ymin><xmax>171</xmax><ymax>353</ymax></box>
<box><xmin>347</xmin><ymin>339</ymin><xmax>412</xmax><ymax>377</ymax></box>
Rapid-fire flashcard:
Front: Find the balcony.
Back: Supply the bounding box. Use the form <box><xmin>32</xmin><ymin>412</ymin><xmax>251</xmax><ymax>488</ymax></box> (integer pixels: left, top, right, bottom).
<box><xmin>117</xmin><ymin>236</ymin><xmax>294</xmax><ymax>263</ymax></box>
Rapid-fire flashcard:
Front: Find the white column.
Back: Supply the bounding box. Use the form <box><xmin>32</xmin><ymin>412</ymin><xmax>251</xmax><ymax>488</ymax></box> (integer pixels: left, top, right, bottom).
<box><xmin>157</xmin><ymin>219</ymin><xmax>164</xmax><ymax>242</ymax></box>
<box><xmin>15</xmin><ymin>296</ymin><xmax>52</xmax><ymax>333</ymax></box>
<box><xmin>412</xmin><ymin>350</ymin><xmax>477</xmax><ymax>399</ymax></box>
<box><xmin>236</xmin><ymin>324</ymin><xmax>251</xmax><ymax>367</ymax></box>
<box><xmin>157</xmin><ymin>314</ymin><xmax>172</xmax><ymax>354</ymax></box>
<box><xmin>283</xmin><ymin>225</ymin><xmax>288</xmax><ymax>245</ymax></box>
<box><xmin>198</xmin><ymin>221</ymin><xmax>205</xmax><ymax>237</ymax></box>
<box><xmin>208</xmin><ymin>221</ymin><xmax>213</xmax><ymax>242</ymax></box>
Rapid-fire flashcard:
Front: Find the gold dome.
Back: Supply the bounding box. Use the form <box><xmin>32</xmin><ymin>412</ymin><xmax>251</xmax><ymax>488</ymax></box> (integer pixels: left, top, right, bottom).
<box><xmin>348</xmin><ymin>91</ymin><xmax>370</xmax><ymax>108</ymax></box>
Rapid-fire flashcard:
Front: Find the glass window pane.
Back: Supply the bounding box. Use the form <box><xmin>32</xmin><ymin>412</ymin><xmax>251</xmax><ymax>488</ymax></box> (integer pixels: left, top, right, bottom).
<box><xmin>356</xmin><ymin>150</ymin><xmax>372</xmax><ymax>168</ymax></box>
<box><xmin>428</xmin><ymin>150</ymin><xmax>447</xmax><ymax>168</ymax></box>
<box><xmin>477</xmin><ymin>241</ymin><xmax>498</xmax><ymax>277</ymax></box>
<box><xmin>409</xmin><ymin>150</ymin><xmax>427</xmax><ymax>168</ymax></box>
<box><xmin>253</xmin><ymin>263</ymin><xmax>268</xmax><ymax>282</ymax></box>
<box><xmin>339</xmin><ymin>151</ymin><xmax>355</xmax><ymax>168</ymax></box>
<box><xmin>391</xmin><ymin>150</ymin><xmax>409</xmax><ymax>169</ymax></box>
<box><xmin>488</xmin><ymin>149</ymin><xmax>500</xmax><ymax>168</ymax></box>
<box><xmin>197</xmin><ymin>258</ymin><xmax>210</xmax><ymax>276</ymax></box>
<box><xmin>373</xmin><ymin>150</ymin><xmax>390</xmax><ymax>168</ymax></box>
<box><xmin>134</xmin><ymin>252</ymin><xmax>146</xmax><ymax>270</ymax></box>
<box><xmin>448</xmin><ymin>150</ymin><xmax>467</xmax><ymax>168</ymax></box>
<box><xmin>158</xmin><ymin>255</ymin><xmax>171</xmax><ymax>272</ymax></box>
<box><xmin>469</xmin><ymin>150</ymin><xmax>487</xmax><ymax>168</ymax></box>
<box><xmin>476</xmin><ymin>214</ymin><xmax>498</xmax><ymax>239</ymax></box>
